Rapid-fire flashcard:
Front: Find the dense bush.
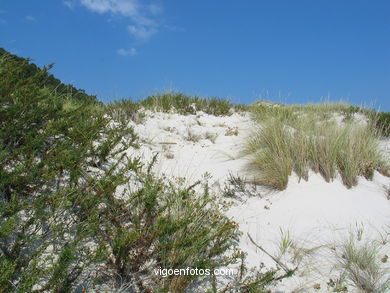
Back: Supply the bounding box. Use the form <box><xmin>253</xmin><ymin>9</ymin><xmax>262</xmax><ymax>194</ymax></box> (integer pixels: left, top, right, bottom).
<box><xmin>0</xmin><ymin>48</ymin><xmax>97</xmax><ymax>102</ymax></box>
<box><xmin>0</xmin><ymin>52</ymin><xmax>111</xmax><ymax>292</ymax></box>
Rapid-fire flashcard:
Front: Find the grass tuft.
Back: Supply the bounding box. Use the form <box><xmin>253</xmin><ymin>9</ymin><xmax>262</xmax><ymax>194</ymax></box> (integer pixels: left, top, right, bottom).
<box><xmin>334</xmin><ymin>235</ymin><xmax>390</xmax><ymax>292</ymax></box>
<box><xmin>244</xmin><ymin>102</ymin><xmax>388</xmax><ymax>190</ymax></box>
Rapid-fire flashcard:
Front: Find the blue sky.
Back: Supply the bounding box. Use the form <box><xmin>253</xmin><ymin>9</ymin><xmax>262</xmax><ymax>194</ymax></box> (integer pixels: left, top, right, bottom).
<box><xmin>1</xmin><ymin>0</ymin><xmax>389</xmax><ymax>110</ymax></box>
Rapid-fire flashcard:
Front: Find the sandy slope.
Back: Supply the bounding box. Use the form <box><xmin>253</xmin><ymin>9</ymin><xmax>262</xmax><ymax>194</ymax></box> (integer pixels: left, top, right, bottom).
<box><xmin>123</xmin><ymin>110</ymin><xmax>390</xmax><ymax>292</ymax></box>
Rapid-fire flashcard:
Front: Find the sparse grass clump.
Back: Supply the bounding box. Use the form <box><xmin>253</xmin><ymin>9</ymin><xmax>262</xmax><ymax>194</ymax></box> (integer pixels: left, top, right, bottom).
<box><xmin>222</xmin><ymin>173</ymin><xmax>258</xmax><ymax>198</ymax></box>
<box><xmin>107</xmin><ymin>98</ymin><xmax>145</xmax><ymax>124</ymax></box>
<box><xmin>204</xmin><ymin>131</ymin><xmax>218</xmax><ymax>143</ymax></box>
<box><xmin>141</xmin><ymin>92</ymin><xmax>248</xmax><ymax>116</ymax></box>
<box><xmin>245</xmin><ymin>102</ymin><xmax>388</xmax><ymax>190</ymax></box>
<box><xmin>225</xmin><ymin>126</ymin><xmax>239</xmax><ymax>136</ymax></box>
<box><xmin>185</xmin><ymin>127</ymin><xmax>202</xmax><ymax>142</ymax></box>
<box><xmin>334</xmin><ymin>235</ymin><xmax>390</xmax><ymax>292</ymax></box>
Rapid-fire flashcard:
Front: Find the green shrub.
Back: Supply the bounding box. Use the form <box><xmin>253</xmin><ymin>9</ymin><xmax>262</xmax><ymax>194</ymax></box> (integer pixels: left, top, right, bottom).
<box><xmin>0</xmin><ymin>53</ymin><xmax>112</xmax><ymax>292</ymax></box>
<box><xmin>92</xmin><ymin>169</ymin><xmax>241</xmax><ymax>292</ymax></box>
<box><xmin>0</xmin><ymin>53</ymin><xmax>245</xmax><ymax>292</ymax></box>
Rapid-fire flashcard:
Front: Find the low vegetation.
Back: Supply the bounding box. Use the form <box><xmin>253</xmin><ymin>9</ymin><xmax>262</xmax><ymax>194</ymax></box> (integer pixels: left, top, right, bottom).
<box><xmin>244</xmin><ymin>102</ymin><xmax>389</xmax><ymax>190</ymax></box>
<box><xmin>3</xmin><ymin>48</ymin><xmax>390</xmax><ymax>292</ymax></box>
<box><xmin>106</xmin><ymin>92</ymin><xmax>248</xmax><ymax>122</ymax></box>
<box><xmin>376</xmin><ymin>111</ymin><xmax>390</xmax><ymax>137</ymax></box>
<box><xmin>140</xmin><ymin>92</ymin><xmax>248</xmax><ymax>116</ymax></box>
<box><xmin>0</xmin><ymin>48</ymin><xmax>97</xmax><ymax>102</ymax></box>
<box><xmin>204</xmin><ymin>131</ymin><xmax>218</xmax><ymax>143</ymax></box>
<box><xmin>333</xmin><ymin>234</ymin><xmax>390</xmax><ymax>292</ymax></box>
<box><xmin>0</xmin><ymin>49</ymin><xmax>288</xmax><ymax>292</ymax></box>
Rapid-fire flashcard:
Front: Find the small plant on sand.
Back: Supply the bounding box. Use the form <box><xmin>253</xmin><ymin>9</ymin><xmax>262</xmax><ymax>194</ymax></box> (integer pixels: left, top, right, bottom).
<box><xmin>218</xmin><ymin>248</ymin><xmax>295</xmax><ymax>292</ymax></box>
<box><xmin>162</xmin><ymin>125</ymin><xmax>177</xmax><ymax>134</ymax></box>
<box><xmin>376</xmin><ymin>227</ymin><xmax>390</xmax><ymax>246</ymax></box>
<box><xmin>222</xmin><ymin>173</ymin><xmax>258</xmax><ymax>199</ymax></box>
<box><xmin>225</xmin><ymin>126</ymin><xmax>239</xmax><ymax>136</ymax></box>
<box><xmin>185</xmin><ymin>127</ymin><xmax>202</xmax><ymax>142</ymax></box>
<box><xmin>333</xmin><ymin>235</ymin><xmax>390</xmax><ymax>292</ymax></box>
<box><xmin>204</xmin><ymin>131</ymin><xmax>218</xmax><ymax>143</ymax></box>
<box><xmin>164</xmin><ymin>152</ymin><xmax>175</xmax><ymax>159</ymax></box>
<box><xmin>278</xmin><ymin>228</ymin><xmax>294</xmax><ymax>257</ymax></box>
<box><xmin>328</xmin><ymin>277</ymin><xmax>348</xmax><ymax>292</ymax></box>
<box><xmin>162</xmin><ymin>143</ymin><xmax>175</xmax><ymax>159</ymax></box>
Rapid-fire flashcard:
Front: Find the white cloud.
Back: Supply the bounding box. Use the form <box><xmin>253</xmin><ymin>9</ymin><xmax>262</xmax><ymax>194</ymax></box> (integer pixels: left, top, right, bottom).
<box><xmin>117</xmin><ymin>47</ymin><xmax>137</xmax><ymax>56</ymax></box>
<box><xmin>77</xmin><ymin>0</ymin><xmax>160</xmax><ymax>41</ymax></box>
<box><xmin>127</xmin><ymin>25</ymin><xmax>157</xmax><ymax>40</ymax></box>
<box><xmin>64</xmin><ymin>1</ymin><xmax>75</xmax><ymax>9</ymax></box>
<box><xmin>80</xmin><ymin>0</ymin><xmax>139</xmax><ymax>16</ymax></box>
<box><xmin>25</xmin><ymin>15</ymin><xmax>36</xmax><ymax>21</ymax></box>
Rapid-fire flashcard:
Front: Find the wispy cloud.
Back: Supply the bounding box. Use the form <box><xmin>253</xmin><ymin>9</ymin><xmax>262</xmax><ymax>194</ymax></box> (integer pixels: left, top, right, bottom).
<box><xmin>64</xmin><ymin>1</ymin><xmax>76</xmax><ymax>9</ymax></box>
<box><xmin>127</xmin><ymin>25</ymin><xmax>157</xmax><ymax>40</ymax></box>
<box><xmin>25</xmin><ymin>15</ymin><xmax>36</xmax><ymax>22</ymax></box>
<box><xmin>76</xmin><ymin>0</ymin><xmax>161</xmax><ymax>41</ymax></box>
<box><xmin>0</xmin><ymin>18</ymin><xmax>6</xmax><ymax>24</ymax></box>
<box><xmin>80</xmin><ymin>0</ymin><xmax>139</xmax><ymax>16</ymax></box>
<box><xmin>117</xmin><ymin>47</ymin><xmax>137</xmax><ymax>56</ymax></box>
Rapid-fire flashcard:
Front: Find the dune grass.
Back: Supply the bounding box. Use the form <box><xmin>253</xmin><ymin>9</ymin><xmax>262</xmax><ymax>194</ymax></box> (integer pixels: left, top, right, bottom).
<box><xmin>244</xmin><ymin>102</ymin><xmax>388</xmax><ymax>190</ymax></box>
<box><xmin>107</xmin><ymin>92</ymin><xmax>248</xmax><ymax>121</ymax></box>
<box><xmin>334</xmin><ymin>235</ymin><xmax>390</xmax><ymax>292</ymax></box>
<box><xmin>375</xmin><ymin>111</ymin><xmax>390</xmax><ymax>137</ymax></box>
<box><xmin>140</xmin><ymin>92</ymin><xmax>248</xmax><ymax>116</ymax></box>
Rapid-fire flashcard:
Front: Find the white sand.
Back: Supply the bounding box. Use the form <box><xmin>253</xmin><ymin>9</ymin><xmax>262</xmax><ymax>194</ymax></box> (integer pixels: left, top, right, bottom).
<box><xmin>122</xmin><ymin>110</ymin><xmax>390</xmax><ymax>292</ymax></box>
